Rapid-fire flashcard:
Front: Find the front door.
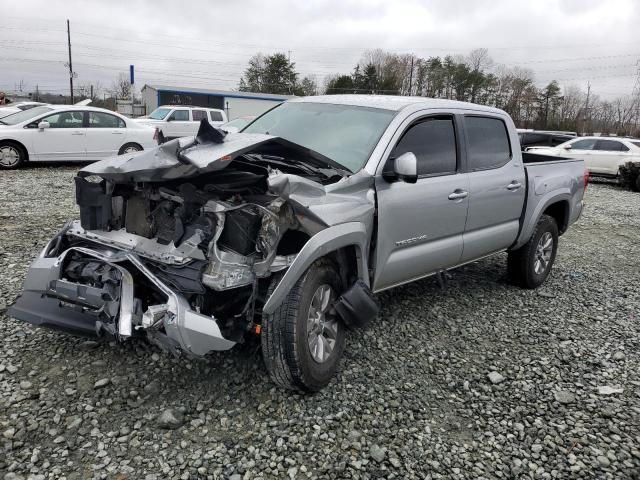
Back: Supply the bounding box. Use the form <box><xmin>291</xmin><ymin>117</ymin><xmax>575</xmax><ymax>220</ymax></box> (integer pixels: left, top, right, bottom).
<box><xmin>563</xmin><ymin>138</ymin><xmax>598</xmax><ymax>172</ymax></box>
<box><xmin>373</xmin><ymin>114</ymin><xmax>469</xmax><ymax>291</ymax></box>
<box><xmin>28</xmin><ymin>111</ymin><xmax>86</xmax><ymax>161</ymax></box>
<box><xmin>166</xmin><ymin>108</ymin><xmax>194</xmax><ymax>137</ymax></box>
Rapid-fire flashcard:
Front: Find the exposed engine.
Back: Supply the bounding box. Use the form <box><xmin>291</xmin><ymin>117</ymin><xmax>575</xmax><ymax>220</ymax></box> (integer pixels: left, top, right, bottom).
<box><xmin>68</xmin><ymin>161</ymin><xmax>302</xmax><ymax>341</ymax></box>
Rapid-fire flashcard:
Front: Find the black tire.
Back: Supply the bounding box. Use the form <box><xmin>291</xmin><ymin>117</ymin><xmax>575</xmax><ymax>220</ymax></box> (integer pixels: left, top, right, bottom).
<box><xmin>507</xmin><ymin>214</ymin><xmax>559</xmax><ymax>289</ymax></box>
<box><xmin>118</xmin><ymin>143</ymin><xmax>143</xmax><ymax>155</ymax></box>
<box><xmin>261</xmin><ymin>258</ymin><xmax>345</xmax><ymax>392</ymax></box>
<box><xmin>0</xmin><ymin>141</ymin><xmax>26</xmax><ymax>169</ymax></box>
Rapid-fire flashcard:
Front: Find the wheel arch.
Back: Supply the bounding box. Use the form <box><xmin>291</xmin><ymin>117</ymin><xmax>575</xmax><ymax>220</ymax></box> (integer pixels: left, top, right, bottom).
<box><xmin>262</xmin><ymin>222</ymin><xmax>370</xmax><ymax>315</ymax></box>
<box><xmin>0</xmin><ymin>139</ymin><xmax>29</xmax><ymax>161</ymax></box>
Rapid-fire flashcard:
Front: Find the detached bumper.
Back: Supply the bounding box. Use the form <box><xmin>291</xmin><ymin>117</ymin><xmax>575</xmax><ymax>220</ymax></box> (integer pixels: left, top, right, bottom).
<box><xmin>9</xmin><ymin>246</ymin><xmax>236</xmax><ymax>356</ymax></box>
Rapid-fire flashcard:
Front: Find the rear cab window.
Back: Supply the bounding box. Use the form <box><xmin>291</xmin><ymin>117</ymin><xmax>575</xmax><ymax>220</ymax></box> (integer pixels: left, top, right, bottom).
<box><xmin>464</xmin><ymin>116</ymin><xmax>511</xmax><ymax>170</ymax></box>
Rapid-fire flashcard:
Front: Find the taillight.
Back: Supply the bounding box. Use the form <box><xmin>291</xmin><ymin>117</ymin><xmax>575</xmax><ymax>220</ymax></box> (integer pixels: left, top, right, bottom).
<box><xmin>584</xmin><ymin>169</ymin><xmax>589</xmax><ymax>189</ymax></box>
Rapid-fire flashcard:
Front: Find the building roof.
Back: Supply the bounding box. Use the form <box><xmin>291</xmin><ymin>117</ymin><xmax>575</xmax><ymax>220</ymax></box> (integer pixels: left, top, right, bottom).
<box><xmin>142</xmin><ymin>84</ymin><xmax>293</xmax><ymax>101</ymax></box>
<box><xmin>289</xmin><ymin>94</ymin><xmax>506</xmax><ymax>113</ymax></box>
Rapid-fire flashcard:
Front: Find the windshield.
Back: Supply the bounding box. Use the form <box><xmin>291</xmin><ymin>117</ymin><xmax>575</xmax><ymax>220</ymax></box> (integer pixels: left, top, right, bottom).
<box><xmin>0</xmin><ymin>106</ymin><xmax>53</xmax><ymax>125</ymax></box>
<box><xmin>148</xmin><ymin>108</ymin><xmax>171</xmax><ymax>120</ymax></box>
<box><xmin>243</xmin><ymin>102</ymin><xmax>396</xmax><ymax>172</ymax></box>
<box><xmin>224</xmin><ymin>117</ymin><xmax>252</xmax><ymax>130</ymax></box>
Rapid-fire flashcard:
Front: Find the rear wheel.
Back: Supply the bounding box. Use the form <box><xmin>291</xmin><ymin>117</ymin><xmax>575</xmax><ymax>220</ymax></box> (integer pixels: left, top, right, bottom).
<box><xmin>261</xmin><ymin>258</ymin><xmax>345</xmax><ymax>392</ymax></box>
<box><xmin>0</xmin><ymin>142</ymin><xmax>26</xmax><ymax>169</ymax></box>
<box><xmin>508</xmin><ymin>214</ymin><xmax>559</xmax><ymax>289</ymax></box>
<box><xmin>118</xmin><ymin>143</ymin><xmax>142</xmax><ymax>155</ymax></box>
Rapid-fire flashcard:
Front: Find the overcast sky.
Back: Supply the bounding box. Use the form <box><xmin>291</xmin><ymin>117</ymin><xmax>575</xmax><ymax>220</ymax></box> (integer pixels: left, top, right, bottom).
<box><xmin>2</xmin><ymin>0</ymin><xmax>638</xmax><ymax>100</ymax></box>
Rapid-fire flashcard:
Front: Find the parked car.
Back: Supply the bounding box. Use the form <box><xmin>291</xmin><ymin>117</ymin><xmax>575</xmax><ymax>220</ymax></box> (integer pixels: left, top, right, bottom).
<box><xmin>527</xmin><ymin>136</ymin><xmax>640</xmax><ymax>179</ymax></box>
<box><xmin>9</xmin><ymin>95</ymin><xmax>586</xmax><ymax>392</ymax></box>
<box><xmin>134</xmin><ymin>105</ymin><xmax>228</xmax><ymax>139</ymax></box>
<box><xmin>221</xmin><ymin>115</ymin><xmax>256</xmax><ymax>133</ymax></box>
<box><xmin>518</xmin><ymin>130</ymin><xmax>575</xmax><ymax>149</ymax></box>
<box><xmin>0</xmin><ymin>101</ymin><xmax>48</xmax><ymax>119</ymax></box>
<box><xmin>0</xmin><ymin>105</ymin><xmax>157</xmax><ymax>169</ymax></box>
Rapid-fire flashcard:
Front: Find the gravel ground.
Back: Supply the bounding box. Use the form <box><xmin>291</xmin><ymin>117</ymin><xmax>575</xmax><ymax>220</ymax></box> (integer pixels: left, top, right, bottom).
<box><xmin>1</xmin><ymin>166</ymin><xmax>639</xmax><ymax>480</ymax></box>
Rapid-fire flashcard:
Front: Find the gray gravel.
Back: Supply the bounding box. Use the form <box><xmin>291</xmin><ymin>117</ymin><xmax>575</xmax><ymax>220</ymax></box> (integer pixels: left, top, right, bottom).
<box><xmin>1</xmin><ymin>167</ymin><xmax>639</xmax><ymax>479</ymax></box>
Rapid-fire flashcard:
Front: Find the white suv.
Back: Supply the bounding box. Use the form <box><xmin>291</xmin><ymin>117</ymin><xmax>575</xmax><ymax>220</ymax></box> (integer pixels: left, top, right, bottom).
<box><xmin>134</xmin><ymin>105</ymin><xmax>228</xmax><ymax>139</ymax></box>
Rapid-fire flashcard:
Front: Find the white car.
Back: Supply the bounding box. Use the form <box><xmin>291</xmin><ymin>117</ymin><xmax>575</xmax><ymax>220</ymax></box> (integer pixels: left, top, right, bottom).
<box><xmin>0</xmin><ymin>105</ymin><xmax>157</xmax><ymax>169</ymax></box>
<box><xmin>134</xmin><ymin>105</ymin><xmax>228</xmax><ymax>139</ymax></box>
<box><xmin>0</xmin><ymin>102</ymin><xmax>48</xmax><ymax>119</ymax></box>
<box><xmin>527</xmin><ymin>136</ymin><xmax>640</xmax><ymax>178</ymax></box>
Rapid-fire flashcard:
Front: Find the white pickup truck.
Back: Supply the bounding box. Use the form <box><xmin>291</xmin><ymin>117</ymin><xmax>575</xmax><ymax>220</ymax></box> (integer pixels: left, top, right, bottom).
<box><xmin>134</xmin><ymin>105</ymin><xmax>228</xmax><ymax>139</ymax></box>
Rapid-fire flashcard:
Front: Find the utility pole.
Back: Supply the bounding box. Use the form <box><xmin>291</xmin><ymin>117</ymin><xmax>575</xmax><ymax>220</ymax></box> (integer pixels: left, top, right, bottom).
<box><xmin>67</xmin><ymin>19</ymin><xmax>74</xmax><ymax>104</ymax></box>
<box><xmin>583</xmin><ymin>81</ymin><xmax>591</xmax><ymax>135</ymax></box>
<box><xmin>408</xmin><ymin>56</ymin><xmax>414</xmax><ymax>96</ymax></box>
<box><xmin>90</xmin><ymin>84</ymin><xmax>94</xmax><ymax>100</ymax></box>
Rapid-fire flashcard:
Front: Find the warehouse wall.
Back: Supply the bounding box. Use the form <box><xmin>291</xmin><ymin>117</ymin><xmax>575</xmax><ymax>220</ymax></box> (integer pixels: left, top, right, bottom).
<box><xmin>141</xmin><ymin>87</ymin><xmax>158</xmax><ymax>114</ymax></box>
<box><xmin>225</xmin><ymin>97</ymin><xmax>282</xmax><ymax>120</ymax></box>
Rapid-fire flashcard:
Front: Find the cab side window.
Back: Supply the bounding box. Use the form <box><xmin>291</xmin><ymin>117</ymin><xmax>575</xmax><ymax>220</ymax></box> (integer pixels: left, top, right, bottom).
<box><xmin>391</xmin><ymin>117</ymin><xmax>457</xmax><ymax>176</ymax></box>
<box><xmin>37</xmin><ymin>111</ymin><xmax>84</xmax><ymax>128</ymax></box>
<box><xmin>209</xmin><ymin>111</ymin><xmax>224</xmax><ymax>122</ymax></box>
<box><xmin>168</xmin><ymin>110</ymin><xmax>189</xmax><ymax>121</ymax></box>
<box><xmin>88</xmin><ymin>111</ymin><xmax>125</xmax><ymax>128</ymax></box>
<box><xmin>192</xmin><ymin>110</ymin><xmax>207</xmax><ymax>121</ymax></box>
<box><xmin>569</xmin><ymin>139</ymin><xmax>597</xmax><ymax>150</ymax></box>
<box><xmin>595</xmin><ymin>139</ymin><xmax>629</xmax><ymax>152</ymax></box>
<box><xmin>464</xmin><ymin>116</ymin><xmax>511</xmax><ymax>170</ymax></box>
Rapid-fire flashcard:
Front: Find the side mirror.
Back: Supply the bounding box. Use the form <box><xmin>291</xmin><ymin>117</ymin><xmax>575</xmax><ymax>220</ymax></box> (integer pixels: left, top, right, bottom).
<box><xmin>389</xmin><ymin>152</ymin><xmax>418</xmax><ymax>183</ymax></box>
<box><xmin>563</xmin><ymin>144</ymin><xmax>572</xmax><ymax>150</ymax></box>
<box><xmin>38</xmin><ymin>121</ymin><xmax>50</xmax><ymax>130</ymax></box>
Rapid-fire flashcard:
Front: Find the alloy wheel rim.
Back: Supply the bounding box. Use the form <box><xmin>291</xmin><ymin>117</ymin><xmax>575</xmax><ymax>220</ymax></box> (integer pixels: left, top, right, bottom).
<box><xmin>0</xmin><ymin>146</ymin><xmax>20</xmax><ymax>167</ymax></box>
<box><xmin>307</xmin><ymin>284</ymin><xmax>338</xmax><ymax>363</ymax></box>
<box><xmin>534</xmin><ymin>231</ymin><xmax>554</xmax><ymax>275</ymax></box>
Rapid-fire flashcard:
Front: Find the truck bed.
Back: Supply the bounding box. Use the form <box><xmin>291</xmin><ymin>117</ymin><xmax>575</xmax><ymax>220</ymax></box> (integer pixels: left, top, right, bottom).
<box><xmin>511</xmin><ymin>152</ymin><xmax>586</xmax><ymax>250</ymax></box>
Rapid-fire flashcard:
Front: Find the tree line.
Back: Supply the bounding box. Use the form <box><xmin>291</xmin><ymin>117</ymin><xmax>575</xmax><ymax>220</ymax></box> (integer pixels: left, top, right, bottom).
<box><xmin>239</xmin><ymin>49</ymin><xmax>640</xmax><ymax>136</ymax></box>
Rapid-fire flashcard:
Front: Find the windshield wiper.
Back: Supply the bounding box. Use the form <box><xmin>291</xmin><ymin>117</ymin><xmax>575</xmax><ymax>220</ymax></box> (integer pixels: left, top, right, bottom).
<box><xmin>247</xmin><ymin>153</ymin><xmax>347</xmax><ymax>178</ymax></box>
<box><xmin>0</xmin><ymin>120</ymin><xmax>7</xmax><ymax>125</ymax></box>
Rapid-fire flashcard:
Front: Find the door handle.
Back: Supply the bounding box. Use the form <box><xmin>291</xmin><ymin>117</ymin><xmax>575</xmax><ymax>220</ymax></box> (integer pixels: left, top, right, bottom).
<box><xmin>71</xmin><ymin>132</ymin><xmax>84</xmax><ymax>136</ymax></box>
<box><xmin>506</xmin><ymin>181</ymin><xmax>522</xmax><ymax>191</ymax></box>
<box><xmin>111</xmin><ymin>131</ymin><xmax>124</xmax><ymax>135</ymax></box>
<box><xmin>448</xmin><ymin>190</ymin><xmax>469</xmax><ymax>200</ymax></box>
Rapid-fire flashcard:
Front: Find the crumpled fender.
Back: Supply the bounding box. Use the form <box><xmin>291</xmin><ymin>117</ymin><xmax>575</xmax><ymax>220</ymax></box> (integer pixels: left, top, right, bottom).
<box><xmin>262</xmin><ymin>222</ymin><xmax>370</xmax><ymax>315</ymax></box>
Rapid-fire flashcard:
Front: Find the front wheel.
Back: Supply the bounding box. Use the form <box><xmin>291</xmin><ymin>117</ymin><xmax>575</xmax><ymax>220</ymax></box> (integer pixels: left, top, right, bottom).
<box><xmin>508</xmin><ymin>214</ymin><xmax>559</xmax><ymax>289</ymax></box>
<box><xmin>0</xmin><ymin>142</ymin><xmax>26</xmax><ymax>169</ymax></box>
<box><xmin>261</xmin><ymin>258</ymin><xmax>345</xmax><ymax>392</ymax></box>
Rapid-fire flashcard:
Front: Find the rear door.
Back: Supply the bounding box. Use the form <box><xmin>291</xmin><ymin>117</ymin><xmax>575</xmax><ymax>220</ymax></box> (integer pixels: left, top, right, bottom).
<box><xmin>85</xmin><ymin>111</ymin><xmax>127</xmax><ymax>161</ymax></box>
<box><xmin>460</xmin><ymin>115</ymin><xmax>525</xmax><ymax>262</ymax></box>
<box><xmin>28</xmin><ymin>110</ymin><xmax>86</xmax><ymax>161</ymax></box>
<box><xmin>592</xmin><ymin>139</ymin><xmax>630</xmax><ymax>175</ymax></box>
<box><xmin>373</xmin><ymin>112</ymin><xmax>469</xmax><ymax>291</ymax></box>
<box><xmin>191</xmin><ymin>108</ymin><xmax>208</xmax><ymax>128</ymax></box>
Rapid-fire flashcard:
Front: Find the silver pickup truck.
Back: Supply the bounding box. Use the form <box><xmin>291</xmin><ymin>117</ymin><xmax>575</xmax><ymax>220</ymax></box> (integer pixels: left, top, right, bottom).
<box><xmin>9</xmin><ymin>96</ymin><xmax>587</xmax><ymax>392</ymax></box>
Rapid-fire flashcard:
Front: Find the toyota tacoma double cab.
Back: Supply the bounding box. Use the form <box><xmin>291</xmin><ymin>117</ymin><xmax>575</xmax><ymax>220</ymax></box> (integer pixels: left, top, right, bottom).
<box><xmin>9</xmin><ymin>96</ymin><xmax>587</xmax><ymax>392</ymax></box>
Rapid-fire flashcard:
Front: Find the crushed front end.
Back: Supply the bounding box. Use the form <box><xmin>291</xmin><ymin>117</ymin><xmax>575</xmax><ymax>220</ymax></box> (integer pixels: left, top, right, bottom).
<box><xmin>9</xmin><ymin>123</ymin><xmax>368</xmax><ymax>357</ymax></box>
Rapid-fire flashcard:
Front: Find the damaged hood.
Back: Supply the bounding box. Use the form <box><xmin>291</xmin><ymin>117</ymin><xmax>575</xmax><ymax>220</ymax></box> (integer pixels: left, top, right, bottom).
<box><xmin>80</xmin><ymin>122</ymin><xmax>346</xmax><ymax>183</ymax></box>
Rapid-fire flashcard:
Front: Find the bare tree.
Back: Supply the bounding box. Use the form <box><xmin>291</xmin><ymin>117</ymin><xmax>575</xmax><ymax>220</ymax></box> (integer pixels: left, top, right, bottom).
<box><xmin>110</xmin><ymin>73</ymin><xmax>131</xmax><ymax>100</ymax></box>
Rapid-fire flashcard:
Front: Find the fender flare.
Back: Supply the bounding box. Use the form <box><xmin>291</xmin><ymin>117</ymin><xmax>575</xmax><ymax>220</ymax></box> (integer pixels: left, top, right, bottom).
<box><xmin>512</xmin><ymin>191</ymin><xmax>571</xmax><ymax>250</ymax></box>
<box><xmin>262</xmin><ymin>222</ymin><xmax>370</xmax><ymax>315</ymax></box>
